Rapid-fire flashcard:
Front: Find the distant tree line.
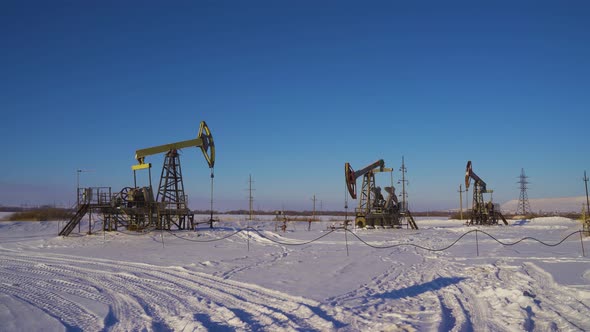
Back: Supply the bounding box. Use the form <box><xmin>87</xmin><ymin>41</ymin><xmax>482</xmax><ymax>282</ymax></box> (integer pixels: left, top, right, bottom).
<box><xmin>2</xmin><ymin>207</ymin><xmax>73</xmax><ymax>221</ymax></box>
<box><xmin>0</xmin><ymin>204</ymin><xmax>71</xmax><ymax>212</ymax></box>
<box><xmin>199</xmin><ymin>209</ymin><xmax>456</xmax><ymax>217</ymax></box>
<box><xmin>2</xmin><ymin>206</ymin><xmax>584</xmax><ymax>222</ymax></box>
<box><xmin>448</xmin><ymin>210</ymin><xmax>584</xmax><ymax>220</ymax></box>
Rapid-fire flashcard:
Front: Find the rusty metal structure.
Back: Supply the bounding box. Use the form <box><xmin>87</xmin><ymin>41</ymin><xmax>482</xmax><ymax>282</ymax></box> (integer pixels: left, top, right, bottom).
<box><xmin>345</xmin><ymin>159</ymin><xmax>418</xmax><ymax>229</ymax></box>
<box><xmin>464</xmin><ymin>161</ymin><xmax>508</xmax><ymax>226</ymax></box>
<box><xmin>59</xmin><ymin>121</ymin><xmax>215</xmax><ymax>236</ymax></box>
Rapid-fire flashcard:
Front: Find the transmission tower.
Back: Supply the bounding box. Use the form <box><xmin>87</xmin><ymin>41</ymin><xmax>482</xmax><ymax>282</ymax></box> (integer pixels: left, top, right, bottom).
<box><xmin>398</xmin><ymin>156</ymin><xmax>408</xmax><ymax>213</ymax></box>
<box><xmin>247</xmin><ymin>174</ymin><xmax>255</xmax><ymax>220</ymax></box>
<box><xmin>516</xmin><ymin>168</ymin><xmax>531</xmax><ymax>216</ymax></box>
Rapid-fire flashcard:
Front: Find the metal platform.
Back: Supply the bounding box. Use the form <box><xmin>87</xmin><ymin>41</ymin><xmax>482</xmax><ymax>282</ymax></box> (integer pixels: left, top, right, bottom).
<box><xmin>59</xmin><ymin>186</ymin><xmax>197</xmax><ymax>236</ymax></box>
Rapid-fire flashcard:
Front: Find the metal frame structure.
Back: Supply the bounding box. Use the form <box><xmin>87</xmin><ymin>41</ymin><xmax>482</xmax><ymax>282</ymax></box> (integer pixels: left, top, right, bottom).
<box><xmin>464</xmin><ymin>161</ymin><xmax>508</xmax><ymax>226</ymax></box>
<box><xmin>60</xmin><ymin>121</ymin><xmax>215</xmax><ymax>236</ymax></box>
<box><xmin>516</xmin><ymin>168</ymin><xmax>531</xmax><ymax>217</ymax></box>
<box><xmin>345</xmin><ymin>159</ymin><xmax>418</xmax><ymax>229</ymax></box>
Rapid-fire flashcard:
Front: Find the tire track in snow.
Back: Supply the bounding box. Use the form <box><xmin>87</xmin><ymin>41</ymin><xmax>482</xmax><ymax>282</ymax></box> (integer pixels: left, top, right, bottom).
<box><xmin>175</xmin><ymin>268</ymin><xmax>347</xmax><ymax>330</ymax></box>
<box><xmin>0</xmin><ymin>256</ymin><xmax>155</xmax><ymax>331</ymax></box>
<box><xmin>2</xmin><ymin>254</ymin><xmax>256</xmax><ymax>331</ymax></box>
<box><xmin>0</xmin><ymin>251</ymin><xmax>349</xmax><ymax>331</ymax></box>
<box><xmin>327</xmin><ymin>249</ymin><xmax>502</xmax><ymax>332</ymax></box>
<box><xmin>0</xmin><ymin>259</ymin><xmax>109</xmax><ymax>304</ymax></box>
<box><xmin>219</xmin><ymin>247</ymin><xmax>289</xmax><ymax>280</ymax></box>
<box><xmin>442</xmin><ymin>260</ymin><xmax>590</xmax><ymax>332</ymax></box>
<box><xmin>506</xmin><ymin>262</ymin><xmax>589</xmax><ymax>330</ymax></box>
<box><xmin>435</xmin><ymin>266</ymin><xmax>489</xmax><ymax>332</ymax></box>
<box><xmin>0</xmin><ymin>275</ymin><xmax>102</xmax><ymax>331</ymax></box>
<box><xmin>327</xmin><ymin>251</ymin><xmax>450</xmax><ymax>331</ymax></box>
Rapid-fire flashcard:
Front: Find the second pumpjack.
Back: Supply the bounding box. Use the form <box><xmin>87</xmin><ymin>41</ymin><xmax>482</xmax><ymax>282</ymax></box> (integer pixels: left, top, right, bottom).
<box><xmin>345</xmin><ymin>159</ymin><xmax>418</xmax><ymax>229</ymax></box>
<box><xmin>465</xmin><ymin>161</ymin><xmax>508</xmax><ymax>226</ymax></box>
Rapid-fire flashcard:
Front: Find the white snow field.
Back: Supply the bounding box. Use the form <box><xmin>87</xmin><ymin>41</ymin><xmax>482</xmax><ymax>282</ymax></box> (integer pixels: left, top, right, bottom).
<box><xmin>1</xmin><ymin>214</ymin><xmax>589</xmax><ymax>331</ymax></box>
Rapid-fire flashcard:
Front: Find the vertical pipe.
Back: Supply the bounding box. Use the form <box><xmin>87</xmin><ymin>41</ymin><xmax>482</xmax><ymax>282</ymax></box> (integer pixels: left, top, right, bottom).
<box><xmin>149</xmin><ymin>167</ymin><xmax>152</xmax><ymax>189</ymax></box>
<box><xmin>475</xmin><ymin>230</ymin><xmax>479</xmax><ymax>257</ymax></box>
<box><xmin>210</xmin><ymin>168</ymin><xmax>214</xmax><ymax>228</ymax></box>
<box><xmin>345</xmin><ymin>228</ymin><xmax>349</xmax><ymax>257</ymax></box>
<box><xmin>459</xmin><ymin>185</ymin><xmax>463</xmax><ymax>220</ymax></box>
<box><xmin>580</xmin><ymin>231</ymin><xmax>586</xmax><ymax>257</ymax></box>
<box><xmin>344</xmin><ymin>184</ymin><xmax>349</xmax><ymax>229</ymax></box>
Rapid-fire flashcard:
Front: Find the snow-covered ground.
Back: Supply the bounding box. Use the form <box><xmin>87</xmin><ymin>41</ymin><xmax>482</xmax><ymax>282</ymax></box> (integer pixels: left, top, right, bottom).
<box><xmin>1</xmin><ymin>214</ymin><xmax>589</xmax><ymax>331</ymax></box>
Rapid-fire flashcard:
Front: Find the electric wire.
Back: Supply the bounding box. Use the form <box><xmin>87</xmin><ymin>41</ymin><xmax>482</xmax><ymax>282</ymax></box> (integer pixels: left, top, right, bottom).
<box><xmin>344</xmin><ymin>229</ymin><xmax>479</xmax><ymax>251</ymax></box>
<box><xmin>166</xmin><ymin>229</ymin><xmax>242</xmax><ymax>242</ymax></box>
<box><xmin>113</xmin><ymin>228</ymin><xmax>157</xmax><ymax>236</ymax></box>
<box><xmin>166</xmin><ymin>227</ymin><xmax>337</xmax><ymax>245</ymax></box>
<box><xmin>51</xmin><ymin>223</ymin><xmax>587</xmax><ymax>254</ymax></box>
<box><xmin>345</xmin><ymin>229</ymin><xmax>585</xmax><ymax>252</ymax></box>
<box><xmin>247</xmin><ymin>228</ymin><xmax>336</xmax><ymax>246</ymax></box>
<box><xmin>475</xmin><ymin>229</ymin><xmax>583</xmax><ymax>247</ymax></box>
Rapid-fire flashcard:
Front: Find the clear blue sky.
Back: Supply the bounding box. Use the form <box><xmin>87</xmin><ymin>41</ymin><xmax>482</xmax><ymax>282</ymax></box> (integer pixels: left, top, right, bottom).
<box><xmin>1</xmin><ymin>1</ymin><xmax>589</xmax><ymax>211</ymax></box>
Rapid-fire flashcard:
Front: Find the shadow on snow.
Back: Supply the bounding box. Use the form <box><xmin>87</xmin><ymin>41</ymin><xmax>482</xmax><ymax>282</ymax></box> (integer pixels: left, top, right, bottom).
<box><xmin>378</xmin><ymin>276</ymin><xmax>468</xmax><ymax>300</ymax></box>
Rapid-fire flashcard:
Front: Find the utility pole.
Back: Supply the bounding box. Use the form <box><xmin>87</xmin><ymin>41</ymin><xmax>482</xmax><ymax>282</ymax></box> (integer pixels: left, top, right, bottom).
<box><xmin>465</xmin><ymin>186</ymin><xmax>469</xmax><ymax>215</ymax></box>
<box><xmin>248</xmin><ymin>174</ymin><xmax>254</xmax><ymax>221</ymax></box>
<box><xmin>77</xmin><ymin>170</ymin><xmax>81</xmax><ymax>207</ymax></box>
<box><xmin>76</xmin><ymin>169</ymin><xmax>94</xmax><ymax>207</ymax></box>
<box><xmin>311</xmin><ymin>194</ymin><xmax>317</xmax><ymax>221</ymax></box>
<box><xmin>458</xmin><ymin>184</ymin><xmax>464</xmax><ymax>220</ymax></box>
<box><xmin>398</xmin><ymin>156</ymin><xmax>408</xmax><ymax>212</ymax></box>
<box><xmin>584</xmin><ymin>171</ymin><xmax>590</xmax><ymax>221</ymax></box>
<box><xmin>76</xmin><ymin>169</ymin><xmax>94</xmax><ymax>234</ymax></box>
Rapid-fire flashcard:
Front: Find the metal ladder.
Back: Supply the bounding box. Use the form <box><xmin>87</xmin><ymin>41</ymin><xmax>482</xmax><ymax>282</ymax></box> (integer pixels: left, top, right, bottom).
<box><xmin>59</xmin><ymin>203</ymin><xmax>90</xmax><ymax>236</ymax></box>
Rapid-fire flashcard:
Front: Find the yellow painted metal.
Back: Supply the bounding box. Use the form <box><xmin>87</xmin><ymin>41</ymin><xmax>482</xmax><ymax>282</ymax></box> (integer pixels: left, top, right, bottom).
<box><xmin>131</xmin><ymin>163</ymin><xmax>152</xmax><ymax>171</ymax></box>
<box><xmin>355</xmin><ymin>216</ymin><xmax>366</xmax><ymax>228</ymax></box>
<box><xmin>373</xmin><ymin>167</ymin><xmax>393</xmax><ymax>173</ymax></box>
<box><xmin>135</xmin><ymin>138</ymin><xmax>204</xmax><ymax>162</ymax></box>
<box><xmin>197</xmin><ymin>121</ymin><xmax>215</xmax><ymax>168</ymax></box>
<box><xmin>133</xmin><ymin>121</ymin><xmax>215</xmax><ymax>169</ymax></box>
